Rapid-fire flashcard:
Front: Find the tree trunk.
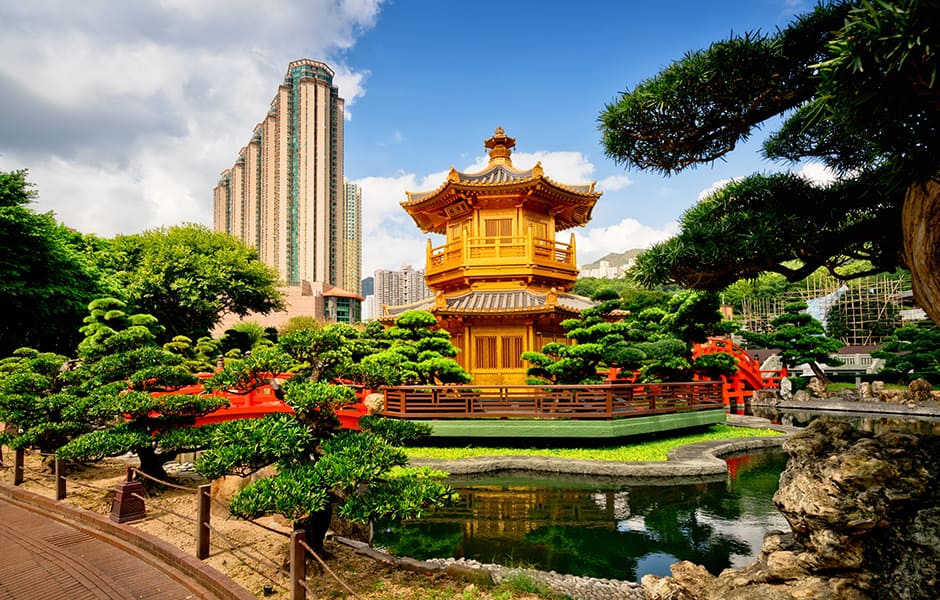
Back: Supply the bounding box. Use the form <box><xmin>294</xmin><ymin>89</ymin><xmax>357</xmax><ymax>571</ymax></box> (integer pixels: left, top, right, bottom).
<box><xmin>902</xmin><ymin>179</ymin><xmax>940</xmax><ymax>327</ymax></box>
<box><xmin>136</xmin><ymin>447</ymin><xmax>174</xmax><ymax>482</ymax></box>
<box><xmin>808</xmin><ymin>361</ymin><xmax>830</xmax><ymax>386</ymax></box>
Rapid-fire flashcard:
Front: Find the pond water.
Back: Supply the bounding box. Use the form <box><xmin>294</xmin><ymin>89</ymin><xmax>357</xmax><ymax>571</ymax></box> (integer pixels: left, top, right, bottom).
<box><xmin>374</xmin><ymin>450</ymin><xmax>788</xmax><ymax>583</ymax></box>
<box><xmin>749</xmin><ymin>405</ymin><xmax>940</xmax><ymax>435</ymax></box>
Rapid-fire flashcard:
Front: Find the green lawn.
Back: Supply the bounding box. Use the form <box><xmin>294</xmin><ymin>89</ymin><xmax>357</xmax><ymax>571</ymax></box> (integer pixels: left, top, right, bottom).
<box><xmin>404</xmin><ymin>424</ymin><xmax>783</xmax><ymax>463</ymax></box>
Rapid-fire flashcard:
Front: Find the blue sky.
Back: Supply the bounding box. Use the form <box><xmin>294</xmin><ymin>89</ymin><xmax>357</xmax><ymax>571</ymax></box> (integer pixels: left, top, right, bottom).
<box><xmin>0</xmin><ymin>0</ymin><xmax>827</xmax><ymax>279</ymax></box>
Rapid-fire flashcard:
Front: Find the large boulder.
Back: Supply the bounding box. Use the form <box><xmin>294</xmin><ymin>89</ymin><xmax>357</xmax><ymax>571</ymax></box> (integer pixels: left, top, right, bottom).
<box><xmin>643</xmin><ymin>419</ymin><xmax>940</xmax><ymax>599</ymax></box>
<box><xmin>909</xmin><ymin>378</ymin><xmax>934</xmax><ymax>403</ymax></box>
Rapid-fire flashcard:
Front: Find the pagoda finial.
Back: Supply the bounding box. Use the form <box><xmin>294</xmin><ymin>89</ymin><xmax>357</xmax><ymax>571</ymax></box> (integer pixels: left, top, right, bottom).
<box><xmin>484</xmin><ymin>127</ymin><xmax>515</xmax><ymax>167</ymax></box>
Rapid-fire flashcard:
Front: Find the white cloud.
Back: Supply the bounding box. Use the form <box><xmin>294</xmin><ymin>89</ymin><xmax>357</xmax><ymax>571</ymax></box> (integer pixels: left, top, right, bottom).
<box><xmin>0</xmin><ymin>0</ymin><xmax>381</xmax><ymax>234</ymax></box>
<box><xmin>797</xmin><ymin>162</ymin><xmax>838</xmax><ymax>186</ymax></box>
<box><xmin>356</xmin><ymin>150</ymin><xmax>666</xmax><ymax>277</ymax></box>
<box><xmin>598</xmin><ymin>175</ymin><xmax>633</xmax><ymax>192</ymax></box>
<box><xmin>574</xmin><ymin>219</ymin><xmax>678</xmax><ymax>266</ymax></box>
<box><xmin>698</xmin><ymin>178</ymin><xmax>736</xmax><ymax>201</ymax></box>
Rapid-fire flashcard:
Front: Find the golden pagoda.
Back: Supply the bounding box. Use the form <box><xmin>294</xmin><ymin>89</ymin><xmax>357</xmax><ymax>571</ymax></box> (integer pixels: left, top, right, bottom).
<box><xmin>382</xmin><ymin>129</ymin><xmax>602</xmax><ymax>385</ymax></box>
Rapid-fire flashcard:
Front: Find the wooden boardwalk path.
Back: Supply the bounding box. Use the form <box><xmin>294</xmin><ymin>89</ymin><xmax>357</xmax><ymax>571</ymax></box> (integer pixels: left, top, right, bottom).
<box><xmin>0</xmin><ymin>487</ymin><xmax>254</xmax><ymax>600</ymax></box>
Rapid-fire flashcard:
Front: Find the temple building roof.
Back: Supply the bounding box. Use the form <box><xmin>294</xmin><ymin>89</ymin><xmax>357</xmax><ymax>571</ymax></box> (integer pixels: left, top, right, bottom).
<box><xmin>402</xmin><ymin>128</ymin><xmax>600</xmax><ymax>234</ymax></box>
<box><xmin>382</xmin><ymin>288</ymin><xmax>596</xmax><ymax>319</ymax></box>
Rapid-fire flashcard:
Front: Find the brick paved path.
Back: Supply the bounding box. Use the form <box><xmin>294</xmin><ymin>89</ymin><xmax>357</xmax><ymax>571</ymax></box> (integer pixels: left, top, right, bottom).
<box><xmin>0</xmin><ymin>492</ymin><xmax>253</xmax><ymax>599</ymax></box>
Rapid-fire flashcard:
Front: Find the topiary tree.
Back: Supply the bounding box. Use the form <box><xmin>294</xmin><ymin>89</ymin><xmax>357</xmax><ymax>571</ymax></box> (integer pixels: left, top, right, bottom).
<box><xmin>352</xmin><ymin>311</ymin><xmax>470</xmax><ymax>386</ymax></box>
<box><xmin>0</xmin><ymin>348</ymin><xmax>83</xmax><ymax>456</ymax></box>
<box><xmin>599</xmin><ymin>0</ymin><xmax>940</xmax><ymax>327</ymax></box>
<box><xmin>872</xmin><ymin>322</ymin><xmax>940</xmax><ymax>384</ymax></box>
<box><xmin>53</xmin><ymin>298</ymin><xmax>228</xmax><ymax>478</ymax></box>
<box><xmin>743</xmin><ymin>301</ymin><xmax>844</xmax><ymax>384</ymax></box>
<box><xmin>523</xmin><ymin>290</ymin><xmax>736</xmax><ymax>384</ymax></box>
<box><xmin>193</xmin><ymin>319</ymin><xmax>457</xmax><ymax>554</ymax></box>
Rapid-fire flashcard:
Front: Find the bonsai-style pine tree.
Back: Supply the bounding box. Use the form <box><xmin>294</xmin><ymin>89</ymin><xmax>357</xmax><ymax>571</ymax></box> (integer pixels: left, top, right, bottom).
<box><xmin>0</xmin><ymin>348</ymin><xmax>81</xmax><ymax>456</ymax></box>
<box><xmin>872</xmin><ymin>322</ymin><xmax>940</xmax><ymax>384</ymax></box>
<box><xmin>599</xmin><ymin>0</ymin><xmax>940</xmax><ymax>326</ymax></box>
<box><xmin>53</xmin><ymin>298</ymin><xmax>227</xmax><ymax>478</ymax></box>
<box><xmin>523</xmin><ymin>290</ymin><xmax>737</xmax><ymax>384</ymax></box>
<box><xmin>743</xmin><ymin>302</ymin><xmax>844</xmax><ymax>384</ymax></box>
<box><xmin>193</xmin><ymin>319</ymin><xmax>458</xmax><ymax>553</ymax></box>
<box><xmin>353</xmin><ymin>310</ymin><xmax>471</xmax><ymax>386</ymax></box>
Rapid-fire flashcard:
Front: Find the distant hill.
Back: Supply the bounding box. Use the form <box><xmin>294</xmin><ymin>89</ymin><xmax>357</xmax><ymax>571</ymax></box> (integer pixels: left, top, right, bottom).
<box><xmin>580</xmin><ymin>248</ymin><xmax>643</xmax><ymax>271</ymax></box>
<box><xmin>361</xmin><ymin>276</ymin><xmax>374</xmax><ymax>296</ymax></box>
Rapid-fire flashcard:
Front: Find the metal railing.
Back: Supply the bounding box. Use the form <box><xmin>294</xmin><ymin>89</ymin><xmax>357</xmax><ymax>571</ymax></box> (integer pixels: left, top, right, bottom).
<box><xmin>381</xmin><ymin>381</ymin><xmax>724</xmax><ymax>420</ymax></box>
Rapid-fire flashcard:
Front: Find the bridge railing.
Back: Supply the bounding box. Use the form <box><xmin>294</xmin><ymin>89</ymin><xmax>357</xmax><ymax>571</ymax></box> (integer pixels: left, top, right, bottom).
<box><xmin>381</xmin><ymin>381</ymin><xmax>724</xmax><ymax>420</ymax></box>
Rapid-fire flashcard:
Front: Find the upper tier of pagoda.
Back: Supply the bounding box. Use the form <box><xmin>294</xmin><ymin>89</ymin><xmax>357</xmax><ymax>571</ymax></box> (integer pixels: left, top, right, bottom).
<box><xmin>401</xmin><ymin>129</ymin><xmax>601</xmax><ymax>293</ymax></box>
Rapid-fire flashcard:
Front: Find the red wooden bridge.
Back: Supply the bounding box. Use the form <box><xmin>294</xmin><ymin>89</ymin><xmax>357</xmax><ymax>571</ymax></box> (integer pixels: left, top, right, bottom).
<box><xmin>692</xmin><ymin>337</ymin><xmax>786</xmax><ymax>414</ymax></box>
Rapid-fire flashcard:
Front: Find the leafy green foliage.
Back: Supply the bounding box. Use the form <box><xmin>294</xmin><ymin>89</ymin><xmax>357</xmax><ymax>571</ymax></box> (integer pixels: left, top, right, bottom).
<box><xmin>97</xmin><ymin>224</ymin><xmax>284</xmax><ymax>342</ymax></box>
<box><xmin>599</xmin><ymin>1</ymin><xmax>939</xmax><ymax>314</ymax></box>
<box><xmin>196</xmin><ymin>414</ymin><xmax>316</xmax><ymax>479</ymax></box>
<box><xmin>0</xmin><ymin>348</ymin><xmax>88</xmax><ymax>452</ymax></box>
<box><xmin>191</xmin><ymin>325</ymin><xmax>458</xmax><ymax>551</ymax></box>
<box><xmin>353</xmin><ymin>311</ymin><xmax>470</xmax><ymax>386</ymax></box>
<box><xmin>743</xmin><ymin>302</ymin><xmax>844</xmax><ymax>382</ymax></box>
<box><xmin>0</xmin><ymin>170</ymin><xmax>113</xmax><ymax>356</ymax></box>
<box><xmin>163</xmin><ymin>335</ymin><xmax>219</xmax><ymax>373</ymax></box>
<box><xmin>359</xmin><ymin>415</ymin><xmax>433</xmax><ymax>446</ymax></box>
<box><xmin>873</xmin><ymin>323</ymin><xmax>940</xmax><ymax>383</ymax></box>
<box><xmin>31</xmin><ymin>298</ymin><xmax>232</xmax><ymax>477</ymax></box>
<box><xmin>523</xmin><ymin>290</ymin><xmax>734</xmax><ymax>384</ymax></box>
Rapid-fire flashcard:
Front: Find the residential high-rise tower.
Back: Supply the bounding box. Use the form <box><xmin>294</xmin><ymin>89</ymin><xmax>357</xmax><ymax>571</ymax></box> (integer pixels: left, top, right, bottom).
<box><xmin>213</xmin><ymin>59</ymin><xmax>346</xmax><ymax>287</ymax></box>
<box><xmin>343</xmin><ymin>179</ymin><xmax>362</xmax><ymax>296</ymax></box>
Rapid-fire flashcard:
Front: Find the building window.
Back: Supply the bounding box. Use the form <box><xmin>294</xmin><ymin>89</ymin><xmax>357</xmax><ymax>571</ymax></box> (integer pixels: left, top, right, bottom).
<box><xmin>484</xmin><ymin>218</ymin><xmax>512</xmax><ymax>243</ymax></box>
<box><xmin>474</xmin><ymin>336</ymin><xmax>498</xmax><ymax>370</ymax></box>
<box><xmin>501</xmin><ymin>336</ymin><xmax>523</xmax><ymax>369</ymax></box>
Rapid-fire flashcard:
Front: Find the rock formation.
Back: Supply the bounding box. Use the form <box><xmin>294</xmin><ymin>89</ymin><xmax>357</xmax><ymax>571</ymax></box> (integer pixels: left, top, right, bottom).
<box><xmin>643</xmin><ymin>418</ymin><xmax>940</xmax><ymax>599</ymax></box>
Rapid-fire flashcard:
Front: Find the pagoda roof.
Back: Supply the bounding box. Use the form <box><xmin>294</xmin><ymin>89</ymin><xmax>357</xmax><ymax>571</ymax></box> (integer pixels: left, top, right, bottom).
<box><xmin>382</xmin><ymin>289</ymin><xmax>596</xmax><ymax>319</ymax></box>
<box><xmin>402</xmin><ymin>128</ymin><xmax>601</xmax><ymax>233</ymax></box>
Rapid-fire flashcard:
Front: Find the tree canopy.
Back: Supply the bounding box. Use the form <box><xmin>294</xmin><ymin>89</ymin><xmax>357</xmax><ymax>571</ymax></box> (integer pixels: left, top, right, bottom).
<box><xmin>743</xmin><ymin>301</ymin><xmax>844</xmax><ymax>383</ymax></box>
<box><xmin>522</xmin><ymin>290</ymin><xmax>737</xmax><ymax>384</ymax></box>
<box><xmin>0</xmin><ymin>170</ymin><xmax>113</xmax><ymax>355</ymax></box>
<box><xmin>599</xmin><ymin>0</ymin><xmax>940</xmax><ymax>325</ymax></box>
<box><xmin>100</xmin><ymin>224</ymin><xmax>284</xmax><ymax>342</ymax></box>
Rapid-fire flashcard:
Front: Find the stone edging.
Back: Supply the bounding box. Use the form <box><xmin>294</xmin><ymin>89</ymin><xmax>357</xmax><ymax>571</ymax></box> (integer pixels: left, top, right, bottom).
<box><xmin>0</xmin><ymin>482</ymin><xmax>256</xmax><ymax>600</ymax></box>
<box><xmin>409</xmin><ymin>415</ymin><xmax>795</xmax><ymax>480</ymax></box>
<box><xmin>766</xmin><ymin>398</ymin><xmax>940</xmax><ymax>417</ymax></box>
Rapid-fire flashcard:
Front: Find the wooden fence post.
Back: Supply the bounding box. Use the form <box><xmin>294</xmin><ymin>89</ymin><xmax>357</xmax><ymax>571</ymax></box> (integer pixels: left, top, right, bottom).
<box><xmin>14</xmin><ymin>447</ymin><xmax>24</xmax><ymax>485</ymax></box>
<box><xmin>290</xmin><ymin>529</ymin><xmax>306</xmax><ymax>600</ymax></box>
<box><xmin>197</xmin><ymin>484</ymin><xmax>211</xmax><ymax>559</ymax></box>
<box><xmin>109</xmin><ymin>467</ymin><xmax>146</xmax><ymax>523</ymax></box>
<box><xmin>55</xmin><ymin>458</ymin><xmax>66</xmax><ymax>500</ymax></box>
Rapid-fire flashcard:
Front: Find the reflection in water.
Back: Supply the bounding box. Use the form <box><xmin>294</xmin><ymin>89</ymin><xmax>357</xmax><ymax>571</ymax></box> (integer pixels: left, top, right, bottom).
<box><xmin>375</xmin><ymin>451</ymin><xmax>788</xmax><ymax>582</ymax></box>
<box><xmin>749</xmin><ymin>406</ymin><xmax>940</xmax><ymax>435</ymax></box>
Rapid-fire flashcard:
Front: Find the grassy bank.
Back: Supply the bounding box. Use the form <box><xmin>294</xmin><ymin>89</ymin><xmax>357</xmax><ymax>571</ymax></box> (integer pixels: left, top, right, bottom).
<box><xmin>404</xmin><ymin>423</ymin><xmax>783</xmax><ymax>463</ymax></box>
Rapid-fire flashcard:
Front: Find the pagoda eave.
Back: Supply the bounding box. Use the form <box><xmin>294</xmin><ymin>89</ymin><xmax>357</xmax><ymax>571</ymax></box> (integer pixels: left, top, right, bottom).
<box><xmin>403</xmin><ymin>180</ymin><xmax>600</xmax><ymax>234</ymax></box>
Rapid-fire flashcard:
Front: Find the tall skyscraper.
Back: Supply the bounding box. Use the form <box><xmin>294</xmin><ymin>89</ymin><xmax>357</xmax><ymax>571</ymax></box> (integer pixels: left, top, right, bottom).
<box><xmin>213</xmin><ymin>59</ymin><xmax>345</xmax><ymax>287</ymax></box>
<box><xmin>343</xmin><ymin>179</ymin><xmax>362</xmax><ymax>296</ymax></box>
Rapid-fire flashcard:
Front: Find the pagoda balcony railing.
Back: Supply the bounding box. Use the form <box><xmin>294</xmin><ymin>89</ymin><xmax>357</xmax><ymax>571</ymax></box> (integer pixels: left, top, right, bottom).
<box><xmin>426</xmin><ymin>234</ymin><xmax>576</xmax><ymax>276</ymax></box>
<box><xmin>382</xmin><ymin>382</ymin><xmax>724</xmax><ymax>420</ymax></box>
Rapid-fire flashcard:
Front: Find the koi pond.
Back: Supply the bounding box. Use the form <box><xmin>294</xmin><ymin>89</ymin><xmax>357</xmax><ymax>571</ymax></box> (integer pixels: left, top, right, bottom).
<box><xmin>375</xmin><ymin>450</ymin><xmax>788</xmax><ymax>582</ymax></box>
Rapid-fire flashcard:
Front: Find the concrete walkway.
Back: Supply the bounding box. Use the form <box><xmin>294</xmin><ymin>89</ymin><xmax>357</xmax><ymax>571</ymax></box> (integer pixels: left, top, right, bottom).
<box><xmin>0</xmin><ymin>484</ymin><xmax>255</xmax><ymax>600</ymax></box>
